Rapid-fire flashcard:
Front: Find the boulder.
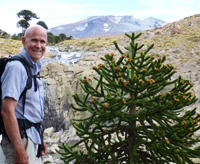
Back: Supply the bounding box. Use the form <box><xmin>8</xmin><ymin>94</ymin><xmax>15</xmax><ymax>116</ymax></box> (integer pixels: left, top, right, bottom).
<box><xmin>44</xmin><ymin>127</ymin><xmax>54</xmax><ymax>138</ymax></box>
<box><xmin>50</xmin><ymin>144</ymin><xmax>60</xmax><ymax>154</ymax></box>
<box><xmin>43</xmin><ymin>155</ymin><xmax>54</xmax><ymax>163</ymax></box>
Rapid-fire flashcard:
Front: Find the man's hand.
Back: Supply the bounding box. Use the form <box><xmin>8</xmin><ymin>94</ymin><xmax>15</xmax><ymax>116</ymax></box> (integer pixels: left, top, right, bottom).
<box><xmin>41</xmin><ymin>142</ymin><xmax>48</xmax><ymax>157</ymax></box>
<box><xmin>14</xmin><ymin>148</ymin><xmax>29</xmax><ymax>164</ymax></box>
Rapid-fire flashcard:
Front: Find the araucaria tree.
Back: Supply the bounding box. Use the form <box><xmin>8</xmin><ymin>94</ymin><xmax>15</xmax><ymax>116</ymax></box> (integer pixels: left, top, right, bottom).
<box><xmin>37</xmin><ymin>21</ymin><xmax>48</xmax><ymax>30</ymax></box>
<box><xmin>59</xmin><ymin>32</ymin><xmax>200</xmax><ymax>163</ymax></box>
<box><xmin>17</xmin><ymin>10</ymin><xmax>39</xmax><ymax>33</ymax></box>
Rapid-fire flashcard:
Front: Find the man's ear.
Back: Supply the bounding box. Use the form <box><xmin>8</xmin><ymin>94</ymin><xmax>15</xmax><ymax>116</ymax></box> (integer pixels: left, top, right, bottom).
<box><xmin>21</xmin><ymin>37</ymin><xmax>25</xmax><ymax>45</ymax></box>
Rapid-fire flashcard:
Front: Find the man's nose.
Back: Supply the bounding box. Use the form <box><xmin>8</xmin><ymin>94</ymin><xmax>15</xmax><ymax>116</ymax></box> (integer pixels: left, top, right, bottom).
<box><xmin>35</xmin><ymin>41</ymin><xmax>41</xmax><ymax>47</ymax></box>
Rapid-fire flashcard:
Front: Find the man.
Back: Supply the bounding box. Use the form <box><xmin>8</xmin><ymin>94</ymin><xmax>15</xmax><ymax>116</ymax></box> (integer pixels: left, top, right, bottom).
<box><xmin>1</xmin><ymin>25</ymin><xmax>48</xmax><ymax>164</ymax></box>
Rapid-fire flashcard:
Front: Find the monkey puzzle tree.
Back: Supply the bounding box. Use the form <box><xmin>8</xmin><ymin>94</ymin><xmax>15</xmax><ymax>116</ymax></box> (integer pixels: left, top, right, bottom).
<box><xmin>37</xmin><ymin>21</ymin><xmax>48</xmax><ymax>30</ymax></box>
<box><xmin>16</xmin><ymin>10</ymin><xmax>39</xmax><ymax>33</ymax></box>
<box><xmin>58</xmin><ymin>32</ymin><xmax>200</xmax><ymax>164</ymax></box>
<box><xmin>17</xmin><ymin>20</ymin><xmax>29</xmax><ymax>33</ymax></box>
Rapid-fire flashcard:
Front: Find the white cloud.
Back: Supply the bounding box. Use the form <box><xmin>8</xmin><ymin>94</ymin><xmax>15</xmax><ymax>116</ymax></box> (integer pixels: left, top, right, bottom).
<box><xmin>131</xmin><ymin>0</ymin><xmax>200</xmax><ymax>22</ymax></box>
<box><xmin>0</xmin><ymin>10</ymin><xmax>22</xmax><ymax>34</ymax></box>
<box><xmin>39</xmin><ymin>3</ymin><xmax>95</xmax><ymax>17</ymax></box>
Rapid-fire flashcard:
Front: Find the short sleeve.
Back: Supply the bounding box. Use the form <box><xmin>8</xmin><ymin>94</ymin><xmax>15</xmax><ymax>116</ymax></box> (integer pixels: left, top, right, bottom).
<box><xmin>1</xmin><ymin>60</ymin><xmax>28</xmax><ymax>101</ymax></box>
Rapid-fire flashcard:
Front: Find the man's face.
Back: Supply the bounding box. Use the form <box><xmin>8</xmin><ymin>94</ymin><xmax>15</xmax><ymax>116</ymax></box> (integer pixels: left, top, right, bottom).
<box><xmin>22</xmin><ymin>28</ymin><xmax>47</xmax><ymax>63</ymax></box>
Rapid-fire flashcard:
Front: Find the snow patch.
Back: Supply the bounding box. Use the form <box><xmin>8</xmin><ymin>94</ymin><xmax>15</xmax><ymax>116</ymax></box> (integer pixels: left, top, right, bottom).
<box><xmin>56</xmin><ymin>27</ymin><xmax>64</xmax><ymax>30</ymax></box>
<box><xmin>135</xmin><ymin>16</ymin><xmax>145</xmax><ymax>20</ymax></box>
<box><xmin>73</xmin><ymin>23</ymin><xmax>88</xmax><ymax>31</ymax></box>
<box><xmin>115</xmin><ymin>16</ymin><xmax>122</xmax><ymax>22</ymax></box>
<box><xmin>103</xmin><ymin>23</ymin><xmax>110</xmax><ymax>31</ymax></box>
<box><xmin>103</xmin><ymin>23</ymin><xmax>108</xmax><ymax>27</ymax></box>
<box><xmin>110</xmin><ymin>16</ymin><xmax>122</xmax><ymax>24</ymax></box>
<box><xmin>103</xmin><ymin>29</ymin><xmax>110</xmax><ymax>31</ymax></box>
<box><xmin>85</xmin><ymin>16</ymin><xmax>98</xmax><ymax>21</ymax></box>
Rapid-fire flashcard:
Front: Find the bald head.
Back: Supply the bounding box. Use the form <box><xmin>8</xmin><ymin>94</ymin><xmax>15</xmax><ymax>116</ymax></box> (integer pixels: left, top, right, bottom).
<box><xmin>24</xmin><ymin>25</ymin><xmax>47</xmax><ymax>38</ymax></box>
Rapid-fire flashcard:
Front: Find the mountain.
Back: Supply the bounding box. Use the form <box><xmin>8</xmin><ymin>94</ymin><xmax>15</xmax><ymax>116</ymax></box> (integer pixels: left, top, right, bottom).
<box><xmin>49</xmin><ymin>15</ymin><xmax>167</xmax><ymax>38</ymax></box>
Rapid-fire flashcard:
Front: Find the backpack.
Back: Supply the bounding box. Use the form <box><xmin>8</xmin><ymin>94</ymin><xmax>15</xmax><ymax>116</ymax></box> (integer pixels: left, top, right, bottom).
<box><xmin>0</xmin><ymin>55</ymin><xmax>32</xmax><ymax>135</ymax></box>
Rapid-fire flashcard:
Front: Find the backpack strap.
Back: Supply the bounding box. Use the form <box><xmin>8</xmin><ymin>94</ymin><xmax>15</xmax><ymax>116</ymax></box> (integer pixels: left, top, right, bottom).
<box><xmin>33</xmin><ymin>75</ymin><xmax>38</xmax><ymax>92</ymax></box>
<box><xmin>6</xmin><ymin>56</ymin><xmax>32</xmax><ymax>115</ymax></box>
<box><xmin>8</xmin><ymin>56</ymin><xmax>32</xmax><ymax>91</ymax></box>
<box><xmin>17</xmin><ymin>119</ymin><xmax>44</xmax><ymax>157</ymax></box>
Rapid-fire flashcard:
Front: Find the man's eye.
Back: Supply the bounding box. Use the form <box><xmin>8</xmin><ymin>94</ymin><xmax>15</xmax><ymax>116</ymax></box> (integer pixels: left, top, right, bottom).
<box><xmin>41</xmin><ymin>41</ymin><xmax>46</xmax><ymax>44</ymax></box>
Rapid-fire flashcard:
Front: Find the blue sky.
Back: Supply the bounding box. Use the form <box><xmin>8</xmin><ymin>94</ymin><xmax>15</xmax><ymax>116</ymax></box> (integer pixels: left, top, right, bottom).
<box><xmin>0</xmin><ymin>0</ymin><xmax>199</xmax><ymax>34</ymax></box>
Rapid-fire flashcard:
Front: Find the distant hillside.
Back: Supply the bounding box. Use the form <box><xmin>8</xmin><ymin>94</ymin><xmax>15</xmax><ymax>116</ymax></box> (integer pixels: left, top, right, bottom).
<box><xmin>58</xmin><ymin>14</ymin><xmax>199</xmax><ymax>54</ymax></box>
<box><xmin>58</xmin><ymin>13</ymin><xmax>200</xmax><ymax>84</ymax></box>
<box><xmin>49</xmin><ymin>15</ymin><xmax>166</xmax><ymax>38</ymax></box>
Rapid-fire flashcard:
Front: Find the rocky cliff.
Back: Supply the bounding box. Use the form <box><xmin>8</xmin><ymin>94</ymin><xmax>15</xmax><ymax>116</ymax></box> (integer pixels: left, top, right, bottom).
<box><xmin>41</xmin><ymin>51</ymin><xmax>106</xmax><ymax>131</ymax></box>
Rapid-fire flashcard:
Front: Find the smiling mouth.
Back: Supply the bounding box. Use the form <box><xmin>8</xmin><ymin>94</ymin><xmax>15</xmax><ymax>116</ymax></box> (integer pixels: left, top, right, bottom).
<box><xmin>32</xmin><ymin>49</ymin><xmax>42</xmax><ymax>53</ymax></box>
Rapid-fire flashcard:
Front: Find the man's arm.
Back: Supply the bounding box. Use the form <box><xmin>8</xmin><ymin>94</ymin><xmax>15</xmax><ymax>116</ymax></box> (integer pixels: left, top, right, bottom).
<box><xmin>1</xmin><ymin>97</ymin><xmax>28</xmax><ymax>164</ymax></box>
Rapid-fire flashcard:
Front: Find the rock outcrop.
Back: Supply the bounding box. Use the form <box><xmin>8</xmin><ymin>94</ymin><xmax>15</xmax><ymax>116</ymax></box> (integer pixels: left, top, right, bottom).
<box><xmin>40</xmin><ymin>51</ymin><xmax>104</xmax><ymax>131</ymax></box>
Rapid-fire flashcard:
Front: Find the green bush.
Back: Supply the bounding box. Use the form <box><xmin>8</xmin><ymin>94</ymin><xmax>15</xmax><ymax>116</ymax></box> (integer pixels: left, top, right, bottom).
<box><xmin>88</xmin><ymin>41</ymin><xmax>96</xmax><ymax>46</ymax></box>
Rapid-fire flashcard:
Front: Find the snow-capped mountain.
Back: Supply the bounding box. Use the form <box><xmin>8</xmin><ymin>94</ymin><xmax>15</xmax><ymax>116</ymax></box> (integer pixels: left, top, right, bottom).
<box><xmin>49</xmin><ymin>15</ymin><xmax>167</xmax><ymax>38</ymax></box>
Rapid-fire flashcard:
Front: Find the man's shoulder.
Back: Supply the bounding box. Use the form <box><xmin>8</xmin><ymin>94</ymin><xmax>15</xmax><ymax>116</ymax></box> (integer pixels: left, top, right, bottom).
<box><xmin>3</xmin><ymin>60</ymin><xmax>28</xmax><ymax>79</ymax></box>
<box><xmin>6</xmin><ymin>59</ymin><xmax>27</xmax><ymax>71</ymax></box>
